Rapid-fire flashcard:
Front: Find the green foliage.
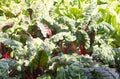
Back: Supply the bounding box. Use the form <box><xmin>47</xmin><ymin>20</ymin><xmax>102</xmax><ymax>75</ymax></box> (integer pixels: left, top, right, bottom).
<box><xmin>0</xmin><ymin>59</ymin><xmax>17</xmax><ymax>77</ymax></box>
<box><xmin>96</xmin><ymin>22</ymin><xmax>114</xmax><ymax>34</ymax></box>
<box><xmin>55</xmin><ymin>55</ymin><xmax>119</xmax><ymax>79</ymax></box>
<box><xmin>114</xmin><ymin>48</ymin><xmax>120</xmax><ymax>72</ymax></box>
<box><xmin>76</xmin><ymin>30</ymin><xmax>90</xmax><ymax>49</ymax></box>
<box><xmin>30</xmin><ymin>50</ymin><xmax>48</xmax><ymax>67</ymax></box>
<box><xmin>96</xmin><ymin>0</ymin><xmax>120</xmax><ymax>47</ymax></box>
<box><xmin>93</xmin><ymin>44</ymin><xmax>115</xmax><ymax>65</ymax></box>
<box><xmin>0</xmin><ymin>0</ymin><xmax>119</xmax><ymax>79</ymax></box>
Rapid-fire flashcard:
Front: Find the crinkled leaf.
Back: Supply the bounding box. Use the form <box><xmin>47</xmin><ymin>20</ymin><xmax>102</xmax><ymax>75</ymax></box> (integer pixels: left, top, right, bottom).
<box><xmin>97</xmin><ymin>22</ymin><xmax>114</xmax><ymax>34</ymax></box>
<box><xmin>76</xmin><ymin>30</ymin><xmax>90</xmax><ymax>49</ymax></box>
<box><xmin>51</xmin><ymin>32</ymin><xmax>76</xmax><ymax>42</ymax></box>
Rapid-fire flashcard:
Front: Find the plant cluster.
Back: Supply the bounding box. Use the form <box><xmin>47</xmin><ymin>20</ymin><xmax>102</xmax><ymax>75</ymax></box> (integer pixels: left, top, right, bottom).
<box><xmin>0</xmin><ymin>0</ymin><xmax>120</xmax><ymax>79</ymax></box>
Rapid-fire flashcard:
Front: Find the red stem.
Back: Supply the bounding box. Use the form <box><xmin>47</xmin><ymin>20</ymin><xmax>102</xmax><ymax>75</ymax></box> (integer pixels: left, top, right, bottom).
<box><xmin>47</xmin><ymin>28</ymin><xmax>52</xmax><ymax>38</ymax></box>
<box><xmin>25</xmin><ymin>71</ymin><xmax>33</xmax><ymax>79</ymax></box>
<box><xmin>79</xmin><ymin>44</ymin><xmax>87</xmax><ymax>55</ymax></box>
<box><xmin>90</xmin><ymin>31</ymin><xmax>95</xmax><ymax>46</ymax></box>
<box><xmin>53</xmin><ymin>50</ymin><xmax>59</xmax><ymax>55</ymax></box>
<box><xmin>62</xmin><ymin>44</ymin><xmax>71</xmax><ymax>54</ymax></box>
<box><xmin>32</xmin><ymin>27</ymin><xmax>38</xmax><ymax>38</ymax></box>
<box><xmin>71</xmin><ymin>42</ymin><xmax>79</xmax><ymax>55</ymax></box>
<box><xmin>2</xmin><ymin>51</ymin><xmax>10</xmax><ymax>58</ymax></box>
<box><xmin>0</xmin><ymin>43</ymin><xmax>11</xmax><ymax>59</ymax></box>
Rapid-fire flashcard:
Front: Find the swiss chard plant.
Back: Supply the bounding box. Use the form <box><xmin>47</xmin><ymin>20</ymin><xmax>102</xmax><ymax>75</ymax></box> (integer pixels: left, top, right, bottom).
<box><xmin>0</xmin><ymin>0</ymin><xmax>120</xmax><ymax>79</ymax></box>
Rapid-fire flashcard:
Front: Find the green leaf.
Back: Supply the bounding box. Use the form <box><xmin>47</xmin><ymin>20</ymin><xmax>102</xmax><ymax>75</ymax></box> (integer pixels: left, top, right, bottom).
<box><xmin>76</xmin><ymin>30</ymin><xmax>90</xmax><ymax>49</ymax></box>
<box><xmin>56</xmin><ymin>16</ymin><xmax>77</xmax><ymax>32</ymax></box>
<box><xmin>37</xmin><ymin>75</ymin><xmax>51</xmax><ymax>79</ymax></box>
<box><xmin>30</xmin><ymin>50</ymin><xmax>48</xmax><ymax>67</ymax></box>
<box><xmin>22</xmin><ymin>9</ymin><xmax>29</xmax><ymax>16</ymax></box>
<box><xmin>51</xmin><ymin>31</ymin><xmax>76</xmax><ymax>42</ymax></box>
<box><xmin>69</xmin><ymin>7</ymin><xmax>82</xmax><ymax>19</ymax></box>
<box><xmin>97</xmin><ymin>0</ymin><xmax>108</xmax><ymax>5</ymax></box>
<box><xmin>93</xmin><ymin>44</ymin><xmax>115</xmax><ymax>65</ymax></box>
<box><xmin>0</xmin><ymin>62</ymin><xmax>9</xmax><ymax>70</ymax></box>
<box><xmin>0</xmin><ymin>59</ymin><xmax>18</xmax><ymax>77</ymax></box>
<box><xmin>0</xmin><ymin>9</ymin><xmax>3</xmax><ymax>16</ymax></box>
<box><xmin>14</xmin><ymin>0</ymin><xmax>21</xmax><ymax>3</ymax></box>
<box><xmin>4</xmin><ymin>10</ymin><xmax>15</xmax><ymax>18</ymax></box>
<box><xmin>97</xmin><ymin>22</ymin><xmax>114</xmax><ymax>34</ymax></box>
<box><xmin>17</xmin><ymin>65</ymin><xmax>21</xmax><ymax>71</ymax></box>
<box><xmin>69</xmin><ymin>7</ymin><xmax>80</xmax><ymax>14</ymax></box>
